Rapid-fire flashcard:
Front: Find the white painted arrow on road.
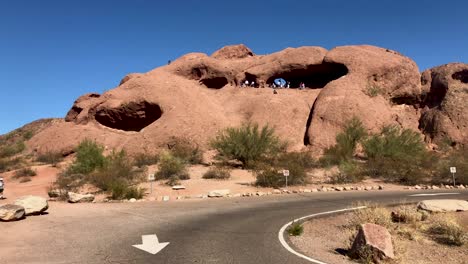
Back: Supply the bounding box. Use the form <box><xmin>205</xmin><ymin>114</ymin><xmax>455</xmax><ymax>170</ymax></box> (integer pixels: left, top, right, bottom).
<box><xmin>133</xmin><ymin>234</ymin><xmax>170</xmax><ymax>255</ymax></box>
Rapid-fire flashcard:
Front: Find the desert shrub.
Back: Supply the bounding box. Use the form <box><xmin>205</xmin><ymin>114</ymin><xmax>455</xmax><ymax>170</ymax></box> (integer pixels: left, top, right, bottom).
<box><xmin>349</xmin><ymin>204</ymin><xmax>392</xmax><ymax>229</ymax></box>
<box><xmin>168</xmin><ymin>138</ymin><xmax>203</xmax><ymax>164</ymax></box>
<box><xmin>156</xmin><ymin>152</ymin><xmax>189</xmax><ymax>185</ymax></box>
<box><xmin>202</xmin><ymin>167</ymin><xmax>231</xmax><ymax>180</ymax></box>
<box><xmin>391</xmin><ymin>205</ymin><xmax>425</xmax><ymax>224</ymax></box>
<box><xmin>272</xmin><ymin>151</ymin><xmax>316</xmax><ymax>169</ymax></box>
<box><xmin>69</xmin><ymin>139</ymin><xmax>106</xmax><ymax>174</ymax></box>
<box><xmin>108</xmin><ymin>180</ymin><xmax>146</xmax><ymax>200</ymax></box>
<box><xmin>428</xmin><ymin>215</ymin><xmax>467</xmax><ymax>246</ymax></box>
<box><xmin>36</xmin><ymin>151</ymin><xmax>63</xmax><ymax>166</ymax></box>
<box><xmin>133</xmin><ymin>152</ymin><xmax>159</xmax><ymax>168</ymax></box>
<box><xmin>288</xmin><ymin>222</ymin><xmax>304</xmax><ymax>236</ymax></box>
<box><xmin>19</xmin><ymin>177</ymin><xmax>32</xmax><ymax>183</ymax></box>
<box><xmin>320</xmin><ymin>117</ymin><xmax>367</xmax><ymax>166</ymax></box>
<box><xmin>13</xmin><ymin>167</ymin><xmax>37</xmax><ymax>179</ymax></box>
<box><xmin>23</xmin><ymin>130</ymin><xmax>34</xmax><ymax>140</ymax></box>
<box><xmin>364</xmin><ymin>84</ymin><xmax>383</xmax><ymax>97</ymax></box>
<box><xmin>329</xmin><ymin>160</ymin><xmax>364</xmax><ymax>184</ymax></box>
<box><xmin>433</xmin><ymin>148</ymin><xmax>468</xmax><ymax>185</ymax></box>
<box><xmin>89</xmin><ymin>150</ymin><xmax>135</xmax><ymax>191</ymax></box>
<box><xmin>0</xmin><ymin>141</ymin><xmax>26</xmax><ymax>158</ymax></box>
<box><xmin>211</xmin><ymin>123</ymin><xmax>283</xmax><ymax>168</ymax></box>
<box><xmin>0</xmin><ymin>157</ymin><xmax>23</xmax><ymax>173</ymax></box>
<box><xmin>54</xmin><ymin>172</ymin><xmax>87</xmax><ymax>192</ymax></box>
<box><xmin>363</xmin><ymin>126</ymin><xmax>433</xmax><ymax>184</ymax></box>
<box><xmin>255</xmin><ymin>158</ymin><xmax>308</xmax><ymax>188</ymax></box>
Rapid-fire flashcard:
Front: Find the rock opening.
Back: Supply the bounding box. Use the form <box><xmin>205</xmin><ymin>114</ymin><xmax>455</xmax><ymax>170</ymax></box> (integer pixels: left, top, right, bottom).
<box><xmin>95</xmin><ymin>101</ymin><xmax>162</xmax><ymax>132</ymax></box>
<box><xmin>200</xmin><ymin>77</ymin><xmax>228</xmax><ymax>89</ymax></box>
<box><xmin>266</xmin><ymin>62</ymin><xmax>348</xmax><ymax>88</ymax></box>
<box><xmin>452</xmin><ymin>69</ymin><xmax>468</xmax><ymax>83</ymax></box>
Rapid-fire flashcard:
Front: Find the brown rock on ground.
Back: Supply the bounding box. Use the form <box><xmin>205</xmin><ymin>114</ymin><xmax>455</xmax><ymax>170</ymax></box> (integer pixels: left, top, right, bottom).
<box><xmin>20</xmin><ymin>44</ymin><xmax>466</xmax><ymax>156</ymax></box>
<box><xmin>349</xmin><ymin>223</ymin><xmax>394</xmax><ymax>262</ymax></box>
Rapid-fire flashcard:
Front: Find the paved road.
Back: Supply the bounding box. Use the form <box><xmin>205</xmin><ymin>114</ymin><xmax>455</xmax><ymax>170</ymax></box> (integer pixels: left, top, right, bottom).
<box><xmin>1</xmin><ymin>190</ymin><xmax>467</xmax><ymax>264</ymax></box>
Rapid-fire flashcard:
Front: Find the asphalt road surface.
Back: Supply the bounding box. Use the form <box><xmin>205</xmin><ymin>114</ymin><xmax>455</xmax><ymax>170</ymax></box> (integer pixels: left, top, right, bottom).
<box><xmin>1</xmin><ymin>190</ymin><xmax>467</xmax><ymax>264</ymax></box>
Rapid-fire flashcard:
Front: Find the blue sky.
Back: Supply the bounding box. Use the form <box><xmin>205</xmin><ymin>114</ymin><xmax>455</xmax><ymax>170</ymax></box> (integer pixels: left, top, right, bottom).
<box><xmin>1</xmin><ymin>0</ymin><xmax>467</xmax><ymax>134</ymax></box>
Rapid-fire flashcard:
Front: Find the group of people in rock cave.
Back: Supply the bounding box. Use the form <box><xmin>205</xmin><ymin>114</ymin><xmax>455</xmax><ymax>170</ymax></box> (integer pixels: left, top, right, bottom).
<box><xmin>239</xmin><ymin>79</ymin><xmax>306</xmax><ymax>90</ymax></box>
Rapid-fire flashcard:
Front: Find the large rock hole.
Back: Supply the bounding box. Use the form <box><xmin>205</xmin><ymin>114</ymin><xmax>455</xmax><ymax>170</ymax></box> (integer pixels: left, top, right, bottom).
<box><xmin>266</xmin><ymin>62</ymin><xmax>348</xmax><ymax>88</ymax></box>
<box><xmin>452</xmin><ymin>69</ymin><xmax>468</xmax><ymax>83</ymax></box>
<box><xmin>200</xmin><ymin>77</ymin><xmax>228</xmax><ymax>89</ymax></box>
<box><xmin>95</xmin><ymin>101</ymin><xmax>162</xmax><ymax>132</ymax></box>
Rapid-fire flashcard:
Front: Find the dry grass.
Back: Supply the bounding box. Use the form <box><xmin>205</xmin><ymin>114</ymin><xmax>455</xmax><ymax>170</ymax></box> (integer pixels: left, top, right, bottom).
<box><xmin>348</xmin><ymin>202</ymin><xmax>393</xmax><ymax>230</ymax></box>
<box><xmin>427</xmin><ymin>214</ymin><xmax>467</xmax><ymax>246</ymax></box>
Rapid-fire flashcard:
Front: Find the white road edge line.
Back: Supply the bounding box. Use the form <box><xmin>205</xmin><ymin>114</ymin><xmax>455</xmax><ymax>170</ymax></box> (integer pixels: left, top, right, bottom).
<box><xmin>278</xmin><ymin>206</ymin><xmax>367</xmax><ymax>264</ymax></box>
<box><xmin>408</xmin><ymin>193</ymin><xmax>460</xmax><ymax>197</ymax></box>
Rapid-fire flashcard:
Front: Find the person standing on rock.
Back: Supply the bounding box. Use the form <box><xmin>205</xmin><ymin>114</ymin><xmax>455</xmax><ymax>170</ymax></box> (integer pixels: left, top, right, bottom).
<box><xmin>0</xmin><ymin>177</ymin><xmax>4</xmax><ymax>199</ymax></box>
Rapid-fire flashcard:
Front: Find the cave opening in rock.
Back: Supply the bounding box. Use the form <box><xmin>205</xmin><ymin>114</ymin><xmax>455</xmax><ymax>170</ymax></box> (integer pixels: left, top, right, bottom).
<box><xmin>200</xmin><ymin>77</ymin><xmax>228</xmax><ymax>89</ymax></box>
<box><xmin>452</xmin><ymin>69</ymin><xmax>468</xmax><ymax>83</ymax></box>
<box><xmin>95</xmin><ymin>101</ymin><xmax>162</xmax><ymax>132</ymax></box>
<box><xmin>266</xmin><ymin>62</ymin><xmax>348</xmax><ymax>88</ymax></box>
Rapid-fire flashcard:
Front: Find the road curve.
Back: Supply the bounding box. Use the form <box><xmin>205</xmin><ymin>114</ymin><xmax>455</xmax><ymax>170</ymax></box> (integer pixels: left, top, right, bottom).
<box><xmin>1</xmin><ymin>190</ymin><xmax>467</xmax><ymax>264</ymax></box>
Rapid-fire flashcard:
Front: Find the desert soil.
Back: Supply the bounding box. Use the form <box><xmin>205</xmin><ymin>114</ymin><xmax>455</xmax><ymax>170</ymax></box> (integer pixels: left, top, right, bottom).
<box><xmin>0</xmin><ymin>163</ymin><xmax>408</xmax><ymax>202</ymax></box>
<box><xmin>290</xmin><ymin>211</ymin><xmax>468</xmax><ymax>264</ymax></box>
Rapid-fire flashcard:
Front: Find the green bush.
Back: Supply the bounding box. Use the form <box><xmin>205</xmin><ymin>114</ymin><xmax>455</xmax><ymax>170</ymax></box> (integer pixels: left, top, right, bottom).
<box><xmin>108</xmin><ymin>180</ymin><xmax>146</xmax><ymax>200</ymax></box>
<box><xmin>363</xmin><ymin>126</ymin><xmax>432</xmax><ymax>184</ymax></box>
<box><xmin>255</xmin><ymin>162</ymin><xmax>308</xmax><ymax>188</ymax></box>
<box><xmin>272</xmin><ymin>151</ymin><xmax>316</xmax><ymax>170</ymax></box>
<box><xmin>13</xmin><ymin>167</ymin><xmax>37</xmax><ymax>179</ymax></box>
<box><xmin>0</xmin><ymin>141</ymin><xmax>26</xmax><ymax>158</ymax></box>
<box><xmin>433</xmin><ymin>148</ymin><xmax>468</xmax><ymax>185</ymax></box>
<box><xmin>69</xmin><ymin>139</ymin><xmax>106</xmax><ymax>174</ymax></box>
<box><xmin>133</xmin><ymin>152</ymin><xmax>159</xmax><ymax>168</ymax></box>
<box><xmin>168</xmin><ymin>138</ymin><xmax>203</xmax><ymax>164</ymax></box>
<box><xmin>156</xmin><ymin>152</ymin><xmax>189</xmax><ymax>186</ymax></box>
<box><xmin>211</xmin><ymin>123</ymin><xmax>283</xmax><ymax>168</ymax></box>
<box><xmin>329</xmin><ymin>160</ymin><xmax>364</xmax><ymax>184</ymax></box>
<box><xmin>364</xmin><ymin>84</ymin><xmax>383</xmax><ymax>97</ymax></box>
<box><xmin>288</xmin><ymin>222</ymin><xmax>304</xmax><ymax>236</ymax></box>
<box><xmin>203</xmin><ymin>167</ymin><xmax>231</xmax><ymax>180</ymax></box>
<box><xmin>36</xmin><ymin>151</ymin><xmax>63</xmax><ymax>166</ymax></box>
<box><xmin>89</xmin><ymin>150</ymin><xmax>135</xmax><ymax>191</ymax></box>
<box><xmin>23</xmin><ymin>130</ymin><xmax>34</xmax><ymax>140</ymax></box>
<box><xmin>320</xmin><ymin>117</ymin><xmax>367</xmax><ymax>166</ymax></box>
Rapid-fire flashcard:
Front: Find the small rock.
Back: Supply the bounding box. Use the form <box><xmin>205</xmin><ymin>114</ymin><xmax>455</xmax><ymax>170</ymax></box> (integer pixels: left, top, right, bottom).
<box><xmin>208</xmin><ymin>189</ymin><xmax>230</xmax><ymax>198</ymax></box>
<box><xmin>303</xmin><ymin>189</ymin><xmax>312</xmax><ymax>193</ymax></box>
<box><xmin>364</xmin><ymin>186</ymin><xmax>373</xmax><ymax>191</ymax></box>
<box><xmin>349</xmin><ymin>223</ymin><xmax>394</xmax><ymax>262</ymax></box>
<box><xmin>232</xmin><ymin>193</ymin><xmax>242</xmax><ymax>198</ymax></box>
<box><xmin>162</xmin><ymin>196</ymin><xmax>170</xmax><ymax>202</ymax></box>
<box><xmin>311</xmin><ymin>188</ymin><xmax>318</xmax><ymax>192</ymax></box>
<box><xmin>273</xmin><ymin>189</ymin><xmax>282</xmax><ymax>194</ymax></box>
<box><xmin>335</xmin><ymin>187</ymin><xmax>344</xmax><ymax>191</ymax></box>
<box><xmin>129</xmin><ymin>198</ymin><xmax>137</xmax><ymax>203</ymax></box>
<box><xmin>292</xmin><ymin>190</ymin><xmax>299</xmax><ymax>193</ymax></box>
<box><xmin>256</xmin><ymin>192</ymin><xmax>265</xmax><ymax>196</ymax></box>
<box><xmin>378</xmin><ymin>185</ymin><xmax>384</xmax><ymax>190</ymax></box>
<box><xmin>445</xmin><ymin>185</ymin><xmax>451</xmax><ymax>189</ymax></box>
<box><xmin>266</xmin><ymin>192</ymin><xmax>272</xmax><ymax>195</ymax></box>
<box><xmin>0</xmin><ymin>204</ymin><xmax>25</xmax><ymax>221</ymax></box>
<box><xmin>344</xmin><ymin>186</ymin><xmax>353</xmax><ymax>191</ymax></box>
<box><xmin>67</xmin><ymin>192</ymin><xmax>95</xmax><ymax>203</ymax></box>
<box><xmin>176</xmin><ymin>196</ymin><xmax>183</xmax><ymax>200</ymax></box>
<box><xmin>457</xmin><ymin>185</ymin><xmax>465</xmax><ymax>189</ymax></box>
<box><xmin>320</xmin><ymin>187</ymin><xmax>328</xmax><ymax>192</ymax></box>
<box><xmin>356</xmin><ymin>187</ymin><xmax>362</xmax><ymax>191</ymax></box>
<box><xmin>432</xmin><ymin>185</ymin><xmax>439</xmax><ymax>190</ymax></box>
<box><xmin>414</xmin><ymin>185</ymin><xmax>422</xmax><ymax>190</ymax></box>
<box><xmin>172</xmin><ymin>185</ymin><xmax>186</xmax><ymax>190</ymax></box>
<box><xmin>417</xmin><ymin>199</ymin><xmax>468</xmax><ymax>212</ymax></box>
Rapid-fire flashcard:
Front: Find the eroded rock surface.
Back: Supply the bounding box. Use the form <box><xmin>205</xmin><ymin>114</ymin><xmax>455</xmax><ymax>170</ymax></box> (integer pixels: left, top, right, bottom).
<box><xmin>27</xmin><ymin>44</ymin><xmax>467</xmax><ymax>156</ymax></box>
